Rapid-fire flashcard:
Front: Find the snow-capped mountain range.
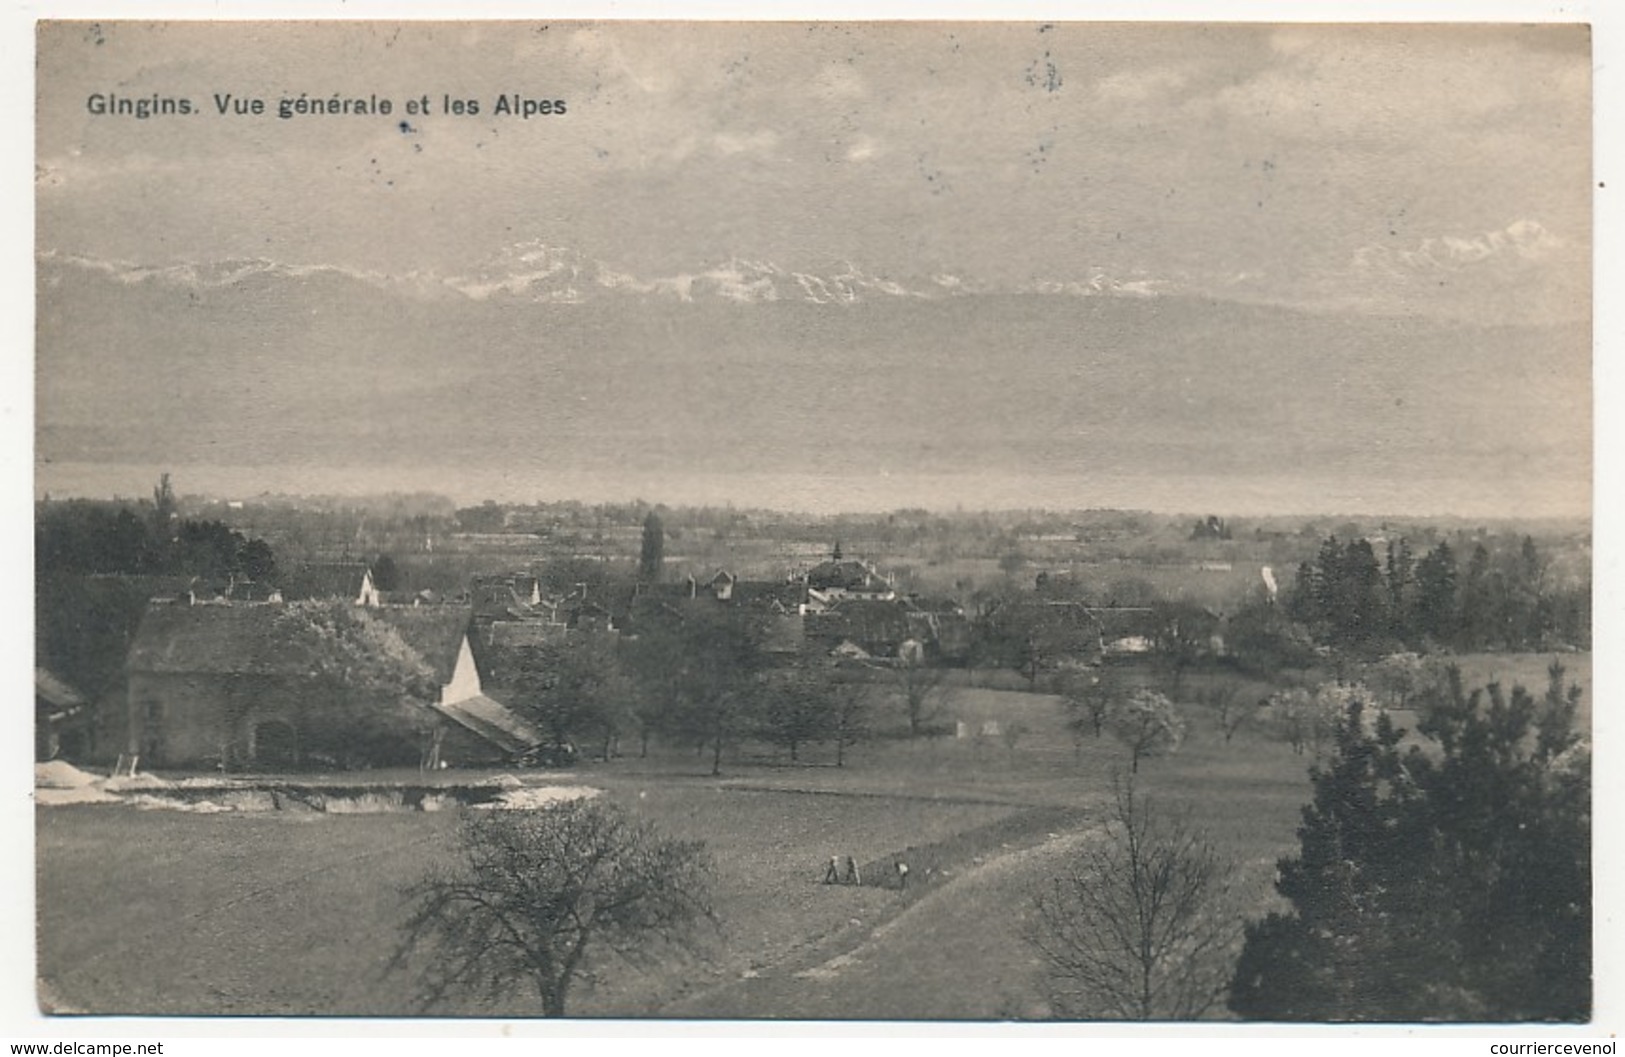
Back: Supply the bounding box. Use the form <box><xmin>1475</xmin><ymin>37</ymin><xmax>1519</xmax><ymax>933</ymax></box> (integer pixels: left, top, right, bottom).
<box><xmin>37</xmin><ymin>241</ymin><xmax>1173</xmax><ymax>306</ymax></box>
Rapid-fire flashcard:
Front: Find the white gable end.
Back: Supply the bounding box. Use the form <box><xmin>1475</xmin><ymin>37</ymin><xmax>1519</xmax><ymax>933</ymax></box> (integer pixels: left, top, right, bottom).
<box><xmin>440</xmin><ymin>635</ymin><xmax>483</xmax><ymax>705</ymax></box>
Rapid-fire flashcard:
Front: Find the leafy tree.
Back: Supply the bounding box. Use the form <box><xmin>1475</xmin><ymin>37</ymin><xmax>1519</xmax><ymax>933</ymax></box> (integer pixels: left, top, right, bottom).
<box><xmin>639</xmin><ymin>510</ymin><xmax>665</xmax><ymax>582</ymax></box>
<box><xmin>506</xmin><ymin>634</ymin><xmax>627</xmax><ymax>760</ymax></box>
<box><xmin>757</xmin><ymin>667</ymin><xmax>837</xmax><ymax>763</ymax></box>
<box><xmin>1028</xmin><ymin>777</ymin><xmax>1242</xmax><ymax>1019</ymax></box>
<box><xmin>275</xmin><ymin>601</ymin><xmax>440</xmax><ymax>767</ymax></box>
<box><xmin>622</xmin><ymin>619</ymin><xmax>688</xmax><ymax>757</ymax></box>
<box><xmin>1228</xmin><ymin>671</ymin><xmax>1590</xmax><ymax>1021</ymax></box>
<box><xmin>238</xmin><ymin>538</ymin><xmax>278</xmax><ymax>584</ymax></box>
<box><xmin>1107</xmin><ymin>689</ymin><xmax>1185</xmax><ymax>773</ymax></box>
<box><xmin>1266</xmin><ymin>683</ymin><xmax>1358</xmax><ymax>758</ymax></box>
<box><xmin>896</xmin><ymin>658</ymin><xmax>948</xmax><ymax>738</ymax></box>
<box><xmin>371</xmin><ymin>553</ymin><xmax>401</xmax><ymax>592</ymax></box>
<box><xmin>395</xmin><ymin>800</ymin><xmax>714</xmax><ymax>1017</ymax></box>
<box><xmin>1225</xmin><ymin>600</ymin><xmax>1316</xmax><ymax>677</ymax></box>
<box><xmin>658</xmin><ymin>607</ymin><xmax>766</xmax><ymax>776</ymax></box>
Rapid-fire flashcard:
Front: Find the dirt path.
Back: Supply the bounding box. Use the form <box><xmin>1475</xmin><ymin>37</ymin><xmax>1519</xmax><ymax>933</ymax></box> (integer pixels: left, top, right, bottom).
<box><xmin>661</xmin><ymin>804</ymin><xmax>1104</xmax><ymax>1019</ymax></box>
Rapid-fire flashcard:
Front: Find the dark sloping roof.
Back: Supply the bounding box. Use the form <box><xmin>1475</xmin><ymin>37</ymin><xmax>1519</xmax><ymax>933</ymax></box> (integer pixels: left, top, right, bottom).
<box><xmin>86</xmin><ymin>574</ymin><xmax>199</xmax><ymax>602</ymax></box>
<box><xmin>368</xmin><ymin>606</ymin><xmax>474</xmax><ymax>684</ymax></box>
<box><xmin>126</xmin><ymin>602</ymin><xmax>472</xmax><ymax>682</ymax></box>
<box><xmin>806</xmin><ymin>600</ymin><xmax>912</xmax><ymax>655</ymax></box>
<box><xmin>730</xmin><ymin>580</ymin><xmax>809</xmax><ymax>612</ymax></box>
<box><xmin>35</xmin><ymin>668</ymin><xmax>87</xmax><ymax>710</ymax></box>
<box><xmin>126</xmin><ymin>603</ymin><xmax>323</xmax><ymax>676</ymax></box>
<box><xmin>432</xmin><ymin>694</ymin><xmax>543</xmax><ymax>755</ymax></box>
<box><xmin>278</xmin><ymin>563</ymin><xmax>371</xmax><ymax>601</ymax></box>
<box><xmin>807</xmin><ymin>560</ymin><xmax>881</xmax><ymax>591</ymax></box>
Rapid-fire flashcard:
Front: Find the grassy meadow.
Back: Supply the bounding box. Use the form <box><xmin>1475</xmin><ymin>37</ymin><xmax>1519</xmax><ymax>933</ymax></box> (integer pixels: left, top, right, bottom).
<box><xmin>36</xmin><ymin>653</ymin><xmax>1582</xmax><ymax>1020</ymax></box>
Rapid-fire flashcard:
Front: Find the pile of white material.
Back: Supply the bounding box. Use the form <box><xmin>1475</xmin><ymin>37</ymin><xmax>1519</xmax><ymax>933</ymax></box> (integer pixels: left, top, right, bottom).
<box><xmin>477</xmin><ymin>785</ymin><xmax>600</xmax><ymax>811</ymax></box>
<box><xmin>34</xmin><ymin>761</ymin><xmax>122</xmax><ymax>805</ymax></box>
<box><xmin>34</xmin><ymin>760</ymin><xmax>100</xmax><ymax>789</ymax></box>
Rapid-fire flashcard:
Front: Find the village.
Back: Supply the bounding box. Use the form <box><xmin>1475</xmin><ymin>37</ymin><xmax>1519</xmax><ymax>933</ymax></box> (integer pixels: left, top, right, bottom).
<box><xmin>39</xmin><ymin>527</ymin><xmax>1198</xmax><ymax>776</ymax></box>
<box><xmin>31</xmin><ymin>485</ymin><xmax>1593</xmax><ymax>1021</ymax></box>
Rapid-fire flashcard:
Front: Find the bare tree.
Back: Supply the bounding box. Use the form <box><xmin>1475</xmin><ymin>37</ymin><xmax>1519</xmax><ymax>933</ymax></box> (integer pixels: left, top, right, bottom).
<box><xmin>830</xmin><ymin>678</ymin><xmax>870</xmax><ymax>768</ymax></box>
<box><xmin>1200</xmin><ymin>684</ymin><xmax>1250</xmax><ymax>743</ymax></box>
<box><xmin>1001</xmin><ymin>720</ymin><xmax>1029</xmax><ymax>758</ymax></box>
<box><xmin>1053</xmin><ymin>667</ymin><xmax>1115</xmax><ymax>757</ymax></box>
<box><xmin>1028</xmin><ymin>777</ymin><xmax>1241</xmax><ymax>1020</ymax></box>
<box><xmin>395</xmin><ymin>800</ymin><xmax>714</xmax><ymax>1017</ymax></box>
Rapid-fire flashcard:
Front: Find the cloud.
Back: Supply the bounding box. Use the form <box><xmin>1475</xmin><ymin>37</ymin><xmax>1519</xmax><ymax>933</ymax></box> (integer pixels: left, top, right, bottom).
<box><xmin>1189</xmin><ymin>27</ymin><xmax>1586</xmax><ymax>144</ymax></box>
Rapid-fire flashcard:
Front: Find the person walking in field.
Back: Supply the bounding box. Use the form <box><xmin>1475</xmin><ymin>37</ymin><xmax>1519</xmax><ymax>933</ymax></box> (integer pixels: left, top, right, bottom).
<box><xmin>844</xmin><ymin>856</ymin><xmax>861</xmax><ymax>886</ymax></box>
<box><xmin>895</xmin><ymin>859</ymin><xmax>909</xmax><ymax>890</ymax></box>
<box><xmin>824</xmin><ymin>855</ymin><xmax>841</xmax><ymax>884</ymax></box>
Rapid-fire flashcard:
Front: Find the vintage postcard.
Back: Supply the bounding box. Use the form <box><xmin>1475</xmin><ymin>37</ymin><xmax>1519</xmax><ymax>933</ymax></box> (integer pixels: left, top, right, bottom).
<box><xmin>31</xmin><ymin>16</ymin><xmax>1597</xmax><ymax>1029</ymax></box>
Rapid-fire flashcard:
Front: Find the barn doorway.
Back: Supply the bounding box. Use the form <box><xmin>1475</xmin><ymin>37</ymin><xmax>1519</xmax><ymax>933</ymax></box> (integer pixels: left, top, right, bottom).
<box><xmin>251</xmin><ymin>720</ymin><xmax>299</xmax><ymax>771</ymax></box>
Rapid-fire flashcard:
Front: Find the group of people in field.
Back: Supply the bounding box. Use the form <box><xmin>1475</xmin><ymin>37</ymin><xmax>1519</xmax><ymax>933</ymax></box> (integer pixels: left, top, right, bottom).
<box><xmin>822</xmin><ymin>854</ymin><xmax>909</xmax><ymax>890</ymax></box>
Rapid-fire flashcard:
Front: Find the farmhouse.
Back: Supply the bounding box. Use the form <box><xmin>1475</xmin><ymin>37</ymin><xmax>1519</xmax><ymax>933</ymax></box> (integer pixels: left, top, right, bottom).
<box><xmin>123</xmin><ymin>601</ymin><xmax>539</xmax><ymax>770</ymax></box>
<box><xmin>804</xmin><ymin>557</ymin><xmax>897</xmax><ymax>607</ymax></box>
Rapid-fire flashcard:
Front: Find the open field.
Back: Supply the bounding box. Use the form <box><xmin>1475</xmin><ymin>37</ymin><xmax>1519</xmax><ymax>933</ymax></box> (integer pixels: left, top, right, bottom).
<box><xmin>36</xmin><ymin>654</ymin><xmax>1581</xmax><ymax>1020</ymax></box>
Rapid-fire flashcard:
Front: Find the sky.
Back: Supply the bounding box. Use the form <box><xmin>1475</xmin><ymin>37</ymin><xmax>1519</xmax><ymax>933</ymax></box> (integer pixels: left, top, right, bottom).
<box><xmin>33</xmin><ymin>18</ymin><xmax>1594</xmax><ymax>515</ymax></box>
<box><xmin>36</xmin><ymin>21</ymin><xmax>1590</xmax><ymax>318</ymax></box>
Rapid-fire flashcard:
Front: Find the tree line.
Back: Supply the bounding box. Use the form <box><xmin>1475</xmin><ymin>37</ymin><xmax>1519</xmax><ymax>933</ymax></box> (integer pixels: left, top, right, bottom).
<box><xmin>1285</xmin><ymin>533</ymin><xmax>1588</xmax><ymax>655</ymax></box>
<box><xmin>37</xmin><ymin>474</ymin><xmax>277</xmax><ymax>583</ymax></box>
<box><xmin>489</xmin><ymin>608</ymin><xmax>897</xmax><ymax>775</ymax></box>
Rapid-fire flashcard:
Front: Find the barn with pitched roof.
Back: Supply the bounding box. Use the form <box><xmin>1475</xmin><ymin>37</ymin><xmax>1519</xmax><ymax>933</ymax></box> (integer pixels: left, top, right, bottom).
<box><xmin>124</xmin><ymin>601</ymin><xmax>540</xmax><ymax>770</ymax></box>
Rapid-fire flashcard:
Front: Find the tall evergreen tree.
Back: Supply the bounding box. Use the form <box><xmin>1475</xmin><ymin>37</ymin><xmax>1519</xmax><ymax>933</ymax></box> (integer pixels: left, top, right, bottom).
<box><xmin>1461</xmin><ymin>543</ymin><xmax>1496</xmax><ymax>649</ymax></box>
<box><xmin>1229</xmin><ymin>672</ymin><xmax>1590</xmax><ymax>1021</ymax></box>
<box><xmin>639</xmin><ymin>510</ymin><xmax>665</xmax><ymax>582</ymax></box>
<box><xmin>1385</xmin><ymin>537</ymin><xmax>1415</xmax><ymax>640</ymax></box>
<box><xmin>1340</xmin><ymin>538</ymin><xmax>1384</xmax><ymax>647</ymax></box>
<box><xmin>1413</xmin><ymin>542</ymin><xmax>1458</xmax><ymax>645</ymax></box>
